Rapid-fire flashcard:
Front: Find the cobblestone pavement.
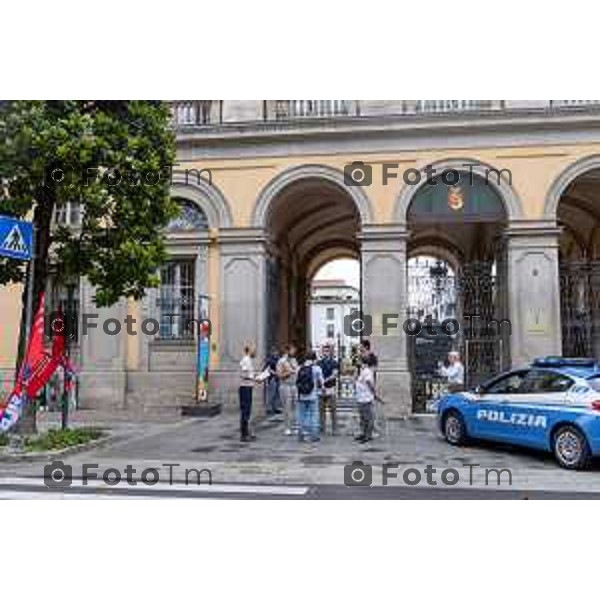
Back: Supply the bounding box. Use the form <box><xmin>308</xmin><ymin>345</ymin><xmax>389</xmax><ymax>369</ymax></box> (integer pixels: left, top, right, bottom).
<box><xmin>6</xmin><ymin>404</ymin><xmax>600</xmax><ymax>494</ymax></box>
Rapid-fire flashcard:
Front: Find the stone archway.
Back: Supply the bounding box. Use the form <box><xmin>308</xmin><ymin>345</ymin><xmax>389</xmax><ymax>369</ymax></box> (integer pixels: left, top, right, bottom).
<box><xmin>252</xmin><ymin>164</ymin><xmax>374</xmax><ymax>227</ymax></box>
<box><xmin>402</xmin><ymin>165</ymin><xmax>512</xmax><ymax>408</ymax></box>
<box><xmin>257</xmin><ymin>169</ymin><xmax>366</xmax><ymax>353</ymax></box>
<box><xmin>394</xmin><ymin>157</ymin><xmax>524</xmax><ymax>224</ymax></box>
<box><xmin>171</xmin><ymin>170</ymin><xmax>233</xmax><ymax>229</ymax></box>
<box><xmin>548</xmin><ymin>157</ymin><xmax>600</xmax><ymax>359</ymax></box>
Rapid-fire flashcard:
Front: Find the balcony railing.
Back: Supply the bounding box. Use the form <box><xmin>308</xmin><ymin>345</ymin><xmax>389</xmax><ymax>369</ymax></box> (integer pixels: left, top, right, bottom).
<box><xmin>549</xmin><ymin>100</ymin><xmax>600</xmax><ymax>108</ymax></box>
<box><xmin>171</xmin><ymin>100</ymin><xmax>222</xmax><ymax>126</ymax></box>
<box><xmin>169</xmin><ymin>100</ymin><xmax>600</xmax><ymax>128</ymax></box>
<box><xmin>271</xmin><ymin>100</ymin><xmax>359</xmax><ymax>119</ymax></box>
<box><xmin>411</xmin><ymin>100</ymin><xmax>503</xmax><ymax>113</ymax></box>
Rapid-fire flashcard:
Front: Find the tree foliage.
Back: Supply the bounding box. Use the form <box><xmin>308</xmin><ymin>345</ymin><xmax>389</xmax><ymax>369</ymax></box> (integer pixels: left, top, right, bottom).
<box><xmin>0</xmin><ymin>101</ymin><xmax>178</xmax><ymax>307</ymax></box>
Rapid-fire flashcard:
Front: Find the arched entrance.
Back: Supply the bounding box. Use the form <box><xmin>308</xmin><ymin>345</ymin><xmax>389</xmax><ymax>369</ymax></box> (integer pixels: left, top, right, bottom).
<box><xmin>308</xmin><ymin>257</ymin><xmax>360</xmax><ymax>355</ymax></box>
<box><xmin>405</xmin><ymin>172</ymin><xmax>511</xmax><ymax>410</ymax></box>
<box><xmin>256</xmin><ymin>167</ymin><xmax>367</xmax><ymax>354</ymax></box>
<box><xmin>555</xmin><ymin>166</ymin><xmax>600</xmax><ymax>358</ymax></box>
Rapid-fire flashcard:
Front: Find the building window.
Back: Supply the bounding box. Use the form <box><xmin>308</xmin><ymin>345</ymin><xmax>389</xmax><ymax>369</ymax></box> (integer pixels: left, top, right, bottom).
<box><xmin>54</xmin><ymin>202</ymin><xmax>82</xmax><ymax>227</ymax></box>
<box><xmin>159</xmin><ymin>259</ymin><xmax>196</xmax><ymax>340</ymax></box>
<box><xmin>47</xmin><ymin>278</ymin><xmax>80</xmax><ymax>343</ymax></box>
<box><xmin>326</xmin><ymin>307</ymin><xmax>336</xmax><ymax>320</ymax></box>
<box><xmin>326</xmin><ymin>324</ymin><xmax>335</xmax><ymax>339</ymax></box>
<box><xmin>166</xmin><ymin>200</ymin><xmax>209</xmax><ymax>231</ymax></box>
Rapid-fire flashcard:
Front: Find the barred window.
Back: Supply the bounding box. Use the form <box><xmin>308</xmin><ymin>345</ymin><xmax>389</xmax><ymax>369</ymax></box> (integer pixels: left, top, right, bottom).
<box><xmin>159</xmin><ymin>260</ymin><xmax>196</xmax><ymax>340</ymax></box>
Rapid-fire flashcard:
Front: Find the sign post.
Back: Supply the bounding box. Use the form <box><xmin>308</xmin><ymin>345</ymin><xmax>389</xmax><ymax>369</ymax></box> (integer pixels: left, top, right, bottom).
<box><xmin>0</xmin><ymin>216</ymin><xmax>33</xmax><ymax>261</ymax></box>
<box><xmin>0</xmin><ymin>215</ymin><xmax>34</xmax><ymax>354</ymax></box>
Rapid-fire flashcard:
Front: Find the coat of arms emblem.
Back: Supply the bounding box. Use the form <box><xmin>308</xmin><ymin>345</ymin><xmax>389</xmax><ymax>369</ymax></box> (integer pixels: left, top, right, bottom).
<box><xmin>448</xmin><ymin>185</ymin><xmax>464</xmax><ymax>210</ymax></box>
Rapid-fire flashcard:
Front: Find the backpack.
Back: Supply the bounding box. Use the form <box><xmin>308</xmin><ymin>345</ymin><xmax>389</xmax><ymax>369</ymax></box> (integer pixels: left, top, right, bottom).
<box><xmin>297</xmin><ymin>365</ymin><xmax>315</xmax><ymax>395</ymax></box>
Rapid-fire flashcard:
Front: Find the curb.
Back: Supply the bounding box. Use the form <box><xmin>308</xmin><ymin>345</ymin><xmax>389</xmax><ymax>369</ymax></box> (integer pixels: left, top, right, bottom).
<box><xmin>0</xmin><ymin>432</ymin><xmax>123</xmax><ymax>463</ymax></box>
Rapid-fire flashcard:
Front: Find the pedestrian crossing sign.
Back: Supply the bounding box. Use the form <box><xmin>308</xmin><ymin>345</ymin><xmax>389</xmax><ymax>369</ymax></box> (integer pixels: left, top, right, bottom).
<box><xmin>0</xmin><ymin>216</ymin><xmax>33</xmax><ymax>261</ymax></box>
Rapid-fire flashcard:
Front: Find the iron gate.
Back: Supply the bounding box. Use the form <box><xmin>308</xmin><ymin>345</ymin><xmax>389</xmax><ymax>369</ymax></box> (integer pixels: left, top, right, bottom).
<box><xmin>408</xmin><ymin>259</ymin><xmax>508</xmax><ymax>412</ymax></box>
<box><xmin>559</xmin><ymin>260</ymin><xmax>600</xmax><ymax>358</ymax></box>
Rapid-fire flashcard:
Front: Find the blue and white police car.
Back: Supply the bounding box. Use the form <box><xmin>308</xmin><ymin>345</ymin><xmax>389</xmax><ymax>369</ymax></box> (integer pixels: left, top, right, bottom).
<box><xmin>437</xmin><ymin>357</ymin><xmax>600</xmax><ymax>469</ymax></box>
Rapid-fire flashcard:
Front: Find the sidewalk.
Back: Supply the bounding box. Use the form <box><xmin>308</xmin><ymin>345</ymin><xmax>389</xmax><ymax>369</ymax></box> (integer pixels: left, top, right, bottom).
<box><xmin>7</xmin><ymin>404</ymin><xmax>600</xmax><ymax>493</ymax></box>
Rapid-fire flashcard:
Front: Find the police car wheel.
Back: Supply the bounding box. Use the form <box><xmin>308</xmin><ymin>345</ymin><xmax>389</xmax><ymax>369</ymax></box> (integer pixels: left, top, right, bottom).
<box><xmin>443</xmin><ymin>410</ymin><xmax>467</xmax><ymax>445</ymax></box>
<box><xmin>552</xmin><ymin>425</ymin><xmax>591</xmax><ymax>470</ymax></box>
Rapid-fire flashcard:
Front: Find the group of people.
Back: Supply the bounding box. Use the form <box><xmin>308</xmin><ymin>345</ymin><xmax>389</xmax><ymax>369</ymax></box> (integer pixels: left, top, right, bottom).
<box><xmin>240</xmin><ymin>342</ymin><xmax>465</xmax><ymax>444</ymax></box>
<box><xmin>238</xmin><ymin>339</ymin><xmax>380</xmax><ymax>444</ymax></box>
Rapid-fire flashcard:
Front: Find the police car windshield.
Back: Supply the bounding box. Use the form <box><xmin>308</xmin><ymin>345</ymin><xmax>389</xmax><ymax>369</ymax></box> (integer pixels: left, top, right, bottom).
<box><xmin>587</xmin><ymin>376</ymin><xmax>600</xmax><ymax>392</ymax></box>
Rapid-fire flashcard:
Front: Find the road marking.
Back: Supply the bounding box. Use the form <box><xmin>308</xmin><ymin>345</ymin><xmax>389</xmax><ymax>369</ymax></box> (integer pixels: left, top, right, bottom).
<box><xmin>0</xmin><ymin>491</ymin><xmax>154</xmax><ymax>500</ymax></box>
<box><xmin>0</xmin><ymin>477</ymin><xmax>309</xmax><ymax>496</ymax></box>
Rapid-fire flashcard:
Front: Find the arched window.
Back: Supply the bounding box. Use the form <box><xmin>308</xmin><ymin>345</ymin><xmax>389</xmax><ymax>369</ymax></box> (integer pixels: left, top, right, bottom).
<box><xmin>166</xmin><ymin>199</ymin><xmax>209</xmax><ymax>231</ymax></box>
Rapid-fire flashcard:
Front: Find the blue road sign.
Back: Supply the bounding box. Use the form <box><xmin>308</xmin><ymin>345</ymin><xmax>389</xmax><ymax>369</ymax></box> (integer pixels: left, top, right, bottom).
<box><xmin>0</xmin><ymin>215</ymin><xmax>33</xmax><ymax>261</ymax></box>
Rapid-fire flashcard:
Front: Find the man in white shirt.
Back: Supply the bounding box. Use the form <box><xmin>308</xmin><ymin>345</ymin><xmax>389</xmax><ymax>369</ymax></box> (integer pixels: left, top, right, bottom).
<box><xmin>438</xmin><ymin>351</ymin><xmax>465</xmax><ymax>392</ymax></box>
<box><xmin>239</xmin><ymin>344</ymin><xmax>257</xmax><ymax>442</ymax></box>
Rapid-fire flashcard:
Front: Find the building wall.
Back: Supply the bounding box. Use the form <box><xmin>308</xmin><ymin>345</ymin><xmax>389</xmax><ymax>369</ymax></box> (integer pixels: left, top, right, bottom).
<box><xmin>310</xmin><ymin>301</ymin><xmax>359</xmax><ymax>353</ymax></box>
<box><xmin>4</xmin><ymin>103</ymin><xmax>600</xmax><ymax>410</ymax></box>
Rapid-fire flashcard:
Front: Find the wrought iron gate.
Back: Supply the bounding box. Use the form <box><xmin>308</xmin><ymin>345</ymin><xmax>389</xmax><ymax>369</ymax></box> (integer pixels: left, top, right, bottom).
<box><xmin>408</xmin><ymin>259</ymin><xmax>508</xmax><ymax>412</ymax></box>
<box><xmin>559</xmin><ymin>260</ymin><xmax>600</xmax><ymax>358</ymax></box>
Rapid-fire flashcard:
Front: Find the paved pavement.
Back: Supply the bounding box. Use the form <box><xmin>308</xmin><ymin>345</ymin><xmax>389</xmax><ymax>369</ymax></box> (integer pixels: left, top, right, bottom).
<box><xmin>4</xmin><ymin>405</ymin><xmax>600</xmax><ymax>497</ymax></box>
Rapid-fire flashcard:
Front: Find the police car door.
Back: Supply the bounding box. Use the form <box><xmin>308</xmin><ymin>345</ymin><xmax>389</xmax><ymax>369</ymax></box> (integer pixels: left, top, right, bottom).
<box><xmin>470</xmin><ymin>370</ymin><xmax>530</xmax><ymax>441</ymax></box>
<box><xmin>503</xmin><ymin>369</ymin><xmax>575</xmax><ymax>448</ymax></box>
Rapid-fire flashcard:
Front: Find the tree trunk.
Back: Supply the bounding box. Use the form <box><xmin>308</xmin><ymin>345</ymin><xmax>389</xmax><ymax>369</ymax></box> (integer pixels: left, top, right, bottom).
<box><xmin>15</xmin><ymin>189</ymin><xmax>54</xmax><ymax>435</ymax></box>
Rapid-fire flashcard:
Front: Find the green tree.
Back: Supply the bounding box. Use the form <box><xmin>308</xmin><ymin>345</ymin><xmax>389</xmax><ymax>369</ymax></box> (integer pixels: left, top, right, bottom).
<box><xmin>0</xmin><ymin>101</ymin><xmax>178</xmax><ymax>432</ymax></box>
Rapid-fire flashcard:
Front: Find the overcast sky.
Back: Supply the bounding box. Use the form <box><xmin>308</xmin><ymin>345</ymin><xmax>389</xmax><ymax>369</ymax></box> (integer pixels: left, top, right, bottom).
<box><xmin>313</xmin><ymin>258</ymin><xmax>360</xmax><ymax>289</ymax></box>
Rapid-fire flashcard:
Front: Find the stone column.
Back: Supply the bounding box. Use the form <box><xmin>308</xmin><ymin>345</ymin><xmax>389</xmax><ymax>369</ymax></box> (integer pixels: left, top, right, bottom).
<box><xmin>79</xmin><ymin>280</ymin><xmax>128</xmax><ymax>409</ymax></box>
<box><xmin>359</xmin><ymin>225</ymin><xmax>411</xmax><ymax>417</ymax></box>
<box><xmin>506</xmin><ymin>221</ymin><xmax>562</xmax><ymax>367</ymax></box>
<box><xmin>213</xmin><ymin>228</ymin><xmax>267</xmax><ymax>406</ymax></box>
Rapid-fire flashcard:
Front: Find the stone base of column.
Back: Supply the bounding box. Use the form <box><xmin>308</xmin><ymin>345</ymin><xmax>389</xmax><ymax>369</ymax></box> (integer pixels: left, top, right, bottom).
<box><xmin>180</xmin><ymin>403</ymin><xmax>222</xmax><ymax>417</ymax></box>
<box><xmin>209</xmin><ymin>367</ymin><xmax>243</xmax><ymax>411</ymax></box>
<box><xmin>377</xmin><ymin>368</ymin><xmax>412</xmax><ymax>418</ymax></box>
<box><xmin>78</xmin><ymin>371</ymin><xmax>127</xmax><ymax>409</ymax></box>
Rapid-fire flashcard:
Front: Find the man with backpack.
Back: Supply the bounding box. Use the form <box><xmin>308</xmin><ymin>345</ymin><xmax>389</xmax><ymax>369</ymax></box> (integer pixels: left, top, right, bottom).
<box><xmin>296</xmin><ymin>351</ymin><xmax>324</xmax><ymax>442</ymax></box>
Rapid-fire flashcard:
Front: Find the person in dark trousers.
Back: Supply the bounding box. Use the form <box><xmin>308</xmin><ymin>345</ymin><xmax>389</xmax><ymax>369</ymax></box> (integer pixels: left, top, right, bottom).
<box><xmin>263</xmin><ymin>347</ymin><xmax>281</xmax><ymax>415</ymax></box>
<box><xmin>318</xmin><ymin>343</ymin><xmax>339</xmax><ymax>435</ymax></box>
<box><xmin>239</xmin><ymin>344</ymin><xmax>258</xmax><ymax>442</ymax></box>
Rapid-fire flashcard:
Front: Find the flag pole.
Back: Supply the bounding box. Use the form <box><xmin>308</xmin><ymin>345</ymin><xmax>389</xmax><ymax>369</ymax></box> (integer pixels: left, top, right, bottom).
<box><xmin>24</xmin><ymin>225</ymin><xmax>36</xmax><ymax>347</ymax></box>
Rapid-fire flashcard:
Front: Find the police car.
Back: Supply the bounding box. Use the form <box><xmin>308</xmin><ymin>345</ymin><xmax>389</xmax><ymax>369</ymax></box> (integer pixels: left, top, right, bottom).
<box><xmin>437</xmin><ymin>357</ymin><xmax>600</xmax><ymax>469</ymax></box>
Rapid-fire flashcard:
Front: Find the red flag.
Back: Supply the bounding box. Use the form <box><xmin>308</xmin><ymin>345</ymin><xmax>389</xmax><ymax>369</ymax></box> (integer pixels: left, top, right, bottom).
<box><xmin>17</xmin><ymin>293</ymin><xmax>60</xmax><ymax>399</ymax></box>
<box><xmin>1</xmin><ymin>293</ymin><xmax>55</xmax><ymax>430</ymax></box>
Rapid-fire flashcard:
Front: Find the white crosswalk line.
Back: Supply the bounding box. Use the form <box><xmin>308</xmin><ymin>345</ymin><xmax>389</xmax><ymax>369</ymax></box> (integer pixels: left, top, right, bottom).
<box><xmin>0</xmin><ymin>477</ymin><xmax>309</xmax><ymax>497</ymax></box>
<box><xmin>0</xmin><ymin>491</ymin><xmax>155</xmax><ymax>500</ymax></box>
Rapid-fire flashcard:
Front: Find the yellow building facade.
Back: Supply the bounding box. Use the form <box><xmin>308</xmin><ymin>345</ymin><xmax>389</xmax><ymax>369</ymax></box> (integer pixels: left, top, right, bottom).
<box><xmin>3</xmin><ymin>100</ymin><xmax>600</xmax><ymax>414</ymax></box>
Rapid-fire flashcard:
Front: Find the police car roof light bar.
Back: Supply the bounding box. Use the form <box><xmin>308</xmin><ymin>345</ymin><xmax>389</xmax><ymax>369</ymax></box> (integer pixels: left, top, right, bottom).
<box><xmin>532</xmin><ymin>356</ymin><xmax>597</xmax><ymax>368</ymax></box>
